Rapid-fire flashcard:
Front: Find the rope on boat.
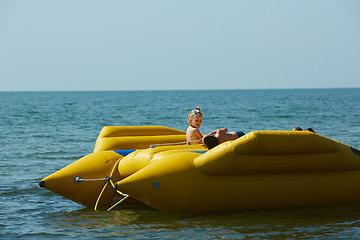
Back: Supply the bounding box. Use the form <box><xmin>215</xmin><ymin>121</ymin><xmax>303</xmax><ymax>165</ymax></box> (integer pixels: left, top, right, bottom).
<box><xmin>149</xmin><ymin>139</ymin><xmax>201</xmax><ymax>148</ymax></box>
<box><xmin>94</xmin><ymin>139</ymin><xmax>203</xmax><ymax>210</ymax></box>
<box><xmin>107</xmin><ymin>191</ymin><xmax>129</xmax><ymax>211</ymax></box>
<box><xmin>94</xmin><ymin>158</ymin><xmax>129</xmax><ymax>211</ymax></box>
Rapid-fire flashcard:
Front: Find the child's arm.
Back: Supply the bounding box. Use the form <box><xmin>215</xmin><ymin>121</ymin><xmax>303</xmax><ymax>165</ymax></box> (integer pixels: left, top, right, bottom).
<box><xmin>187</xmin><ymin>127</ymin><xmax>203</xmax><ymax>144</ymax></box>
<box><xmin>194</xmin><ymin>129</ymin><xmax>203</xmax><ymax>143</ymax></box>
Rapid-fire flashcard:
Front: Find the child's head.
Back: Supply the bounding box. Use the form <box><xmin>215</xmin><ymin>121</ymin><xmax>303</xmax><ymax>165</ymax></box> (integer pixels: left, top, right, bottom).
<box><xmin>188</xmin><ymin>107</ymin><xmax>203</xmax><ymax>128</ymax></box>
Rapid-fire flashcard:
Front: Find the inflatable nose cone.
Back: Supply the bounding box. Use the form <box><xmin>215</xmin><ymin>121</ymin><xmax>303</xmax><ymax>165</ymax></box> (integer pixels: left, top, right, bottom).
<box><xmin>39</xmin><ymin>180</ymin><xmax>45</xmax><ymax>188</ymax></box>
<box><xmin>40</xmin><ymin>151</ymin><xmax>122</xmax><ymax>208</ymax></box>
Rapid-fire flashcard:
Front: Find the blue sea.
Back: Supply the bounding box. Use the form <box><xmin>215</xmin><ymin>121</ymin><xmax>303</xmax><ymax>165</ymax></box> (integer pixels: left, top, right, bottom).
<box><xmin>1</xmin><ymin>89</ymin><xmax>360</xmax><ymax>239</ymax></box>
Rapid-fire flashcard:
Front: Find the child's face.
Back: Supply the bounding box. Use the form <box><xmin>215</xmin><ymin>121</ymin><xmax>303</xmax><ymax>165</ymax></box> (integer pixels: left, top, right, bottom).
<box><xmin>190</xmin><ymin>115</ymin><xmax>202</xmax><ymax>128</ymax></box>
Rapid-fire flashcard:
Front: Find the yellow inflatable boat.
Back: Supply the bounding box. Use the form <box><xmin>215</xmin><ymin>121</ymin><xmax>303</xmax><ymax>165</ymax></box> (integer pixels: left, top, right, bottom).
<box><xmin>39</xmin><ymin>126</ymin><xmax>360</xmax><ymax>212</ymax></box>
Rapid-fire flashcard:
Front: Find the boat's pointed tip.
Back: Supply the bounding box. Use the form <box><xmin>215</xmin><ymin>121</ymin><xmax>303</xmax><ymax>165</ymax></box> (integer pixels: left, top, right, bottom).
<box><xmin>39</xmin><ymin>180</ymin><xmax>45</xmax><ymax>188</ymax></box>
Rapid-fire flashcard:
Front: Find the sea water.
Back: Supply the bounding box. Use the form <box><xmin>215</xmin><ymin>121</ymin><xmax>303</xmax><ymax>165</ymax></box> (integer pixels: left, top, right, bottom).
<box><xmin>1</xmin><ymin>89</ymin><xmax>360</xmax><ymax>239</ymax></box>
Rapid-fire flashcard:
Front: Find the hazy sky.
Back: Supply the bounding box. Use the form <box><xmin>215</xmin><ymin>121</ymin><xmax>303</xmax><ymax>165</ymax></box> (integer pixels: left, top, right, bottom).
<box><xmin>1</xmin><ymin>0</ymin><xmax>359</xmax><ymax>91</ymax></box>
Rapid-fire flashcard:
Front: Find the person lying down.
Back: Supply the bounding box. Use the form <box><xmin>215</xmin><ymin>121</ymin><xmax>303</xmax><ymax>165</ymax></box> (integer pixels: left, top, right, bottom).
<box><xmin>202</xmin><ymin>128</ymin><xmax>245</xmax><ymax>149</ymax></box>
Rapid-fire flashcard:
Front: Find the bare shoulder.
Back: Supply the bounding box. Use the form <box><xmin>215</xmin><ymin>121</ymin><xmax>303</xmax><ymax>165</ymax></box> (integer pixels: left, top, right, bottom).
<box><xmin>186</xmin><ymin>127</ymin><xmax>203</xmax><ymax>143</ymax></box>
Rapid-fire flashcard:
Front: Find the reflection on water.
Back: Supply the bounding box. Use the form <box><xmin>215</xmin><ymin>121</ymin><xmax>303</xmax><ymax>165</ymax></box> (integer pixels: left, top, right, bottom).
<box><xmin>43</xmin><ymin>203</ymin><xmax>360</xmax><ymax>239</ymax></box>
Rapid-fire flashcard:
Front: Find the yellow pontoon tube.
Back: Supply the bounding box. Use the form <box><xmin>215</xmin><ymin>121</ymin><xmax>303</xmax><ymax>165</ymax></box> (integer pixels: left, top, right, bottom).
<box><xmin>115</xmin><ymin>130</ymin><xmax>360</xmax><ymax>212</ymax></box>
<box><xmin>40</xmin><ymin>126</ymin><xmax>360</xmax><ymax>212</ymax></box>
<box><xmin>39</xmin><ymin>126</ymin><xmax>205</xmax><ymax>208</ymax></box>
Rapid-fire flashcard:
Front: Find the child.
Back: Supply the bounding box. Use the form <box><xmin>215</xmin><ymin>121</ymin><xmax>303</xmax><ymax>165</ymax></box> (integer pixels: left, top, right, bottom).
<box><xmin>186</xmin><ymin>107</ymin><xmax>203</xmax><ymax>144</ymax></box>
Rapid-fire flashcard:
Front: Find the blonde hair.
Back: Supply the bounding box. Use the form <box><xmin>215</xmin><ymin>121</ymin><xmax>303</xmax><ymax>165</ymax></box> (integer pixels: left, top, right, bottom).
<box><xmin>187</xmin><ymin>107</ymin><xmax>202</xmax><ymax>123</ymax></box>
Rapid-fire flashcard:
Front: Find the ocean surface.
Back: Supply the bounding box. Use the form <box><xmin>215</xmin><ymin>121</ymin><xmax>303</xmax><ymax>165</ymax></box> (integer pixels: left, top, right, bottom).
<box><xmin>1</xmin><ymin>89</ymin><xmax>360</xmax><ymax>239</ymax></box>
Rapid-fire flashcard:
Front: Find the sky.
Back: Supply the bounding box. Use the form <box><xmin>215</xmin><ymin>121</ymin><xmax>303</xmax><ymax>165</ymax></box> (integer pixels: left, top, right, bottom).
<box><xmin>1</xmin><ymin>0</ymin><xmax>360</xmax><ymax>91</ymax></box>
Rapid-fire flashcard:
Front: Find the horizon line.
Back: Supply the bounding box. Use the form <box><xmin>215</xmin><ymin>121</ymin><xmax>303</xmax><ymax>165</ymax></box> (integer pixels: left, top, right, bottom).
<box><xmin>1</xmin><ymin>86</ymin><xmax>360</xmax><ymax>93</ymax></box>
